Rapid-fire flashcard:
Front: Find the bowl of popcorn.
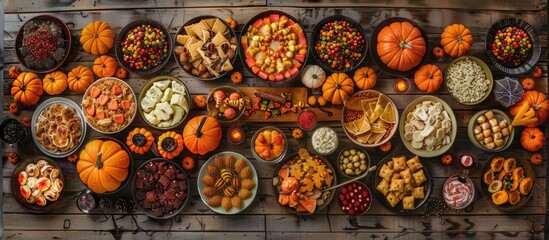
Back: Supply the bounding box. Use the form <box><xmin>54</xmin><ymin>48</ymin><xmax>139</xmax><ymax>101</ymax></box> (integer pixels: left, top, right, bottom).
<box><xmin>467</xmin><ymin>110</ymin><xmax>514</xmax><ymax>152</ymax></box>
<box><xmin>445</xmin><ymin>56</ymin><xmax>493</xmax><ymax>105</ymax></box>
<box><xmin>310</xmin><ymin>127</ymin><xmax>339</xmax><ymax>155</ymax></box>
<box><xmin>399</xmin><ymin>96</ymin><xmax>457</xmax><ymax>158</ymax></box>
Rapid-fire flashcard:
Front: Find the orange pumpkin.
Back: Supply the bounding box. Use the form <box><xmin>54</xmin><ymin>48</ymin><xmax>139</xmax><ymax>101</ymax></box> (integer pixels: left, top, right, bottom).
<box><xmin>291</xmin><ymin>128</ymin><xmax>303</xmax><ymax>140</ymax></box>
<box><xmin>21</xmin><ymin>117</ymin><xmax>31</xmax><ymax>127</ymax></box>
<box><xmin>441</xmin><ymin>24</ymin><xmax>473</xmax><ymax>57</ymax></box>
<box><xmin>432</xmin><ymin>47</ymin><xmax>444</xmax><ymax>58</ymax></box>
<box><xmin>11</xmin><ymin>72</ymin><xmax>43</xmax><ymax>107</ymax></box>
<box><xmin>183</xmin><ymin>115</ymin><xmax>222</xmax><ymax>155</ymax></box>
<box><xmin>43</xmin><ymin>71</ymin><xmax>68</xmax><ymax>95</ymax></box>
<box><xmin>521</xmin><ymin>78</ymin><xmax>535</xmax><ymax>91</ymax></box>
<box><xmin>532</xmin><ymin>66</ymin><xmax>542</xmax><ymax>78</ymax></box>
<box><xmin>77</xmin><ymin>139</ymin><xmax>130</xmax><ymax>194</ymax></box>
<box><xmin>9</xmin><ymin>102</ymin><xmax>19</xmax><ymax>115</ymax></box>
<box><xmin>80</xmin><ymin>21</ymin><xmax>115</xmax><ymax>55</ymax></box>
<box><xmin>67</xmin><ymin>153</ymin><xmax>78</xmax><ymax>164</ymax></box>
<box><xmin>322</xmin><ymin>72</ymin><xmax>354</xmax><ymax>105</ymax></box>
<box><xmin>520</xmin><ymin>127</ymin><xmax>545</xmax><ymax>152</ymax></box>
<box><xmin>414</xmin><ymin>64</ymin><xmax>443</xmax><ymax>93</ymax></box>
<box><xmin>115</xmin><ymin>68</ymin><xmax>128</xmax><ymax>80</ymax></box>
<box><xmin>231</xmin><ymin>71</ymin><xmax>243</xmax><ymax>84</ymax></box>
<box><xmin>8</xmin><ymin>66</ymin><xmax>21</xmax><ymax>78</ymax></box>
<box><xmin>181</xmin><ymin>156</ymin><xmax>196</xmax><ymax>171</ymax></box>
<box><xmin>193</xmin><ymin>95</ymin><xmax>207</xmax><ymax>109</ymax></box>
<box><xmin>529</xmin><ymin>153</ymin><xmax>542</xmax><ymax>166</ymax></box>
<box><xmin>93</xmin><ymin>55</ymin><xmax>117</xmax><ymax>78</ymax></box>
<box><xmin>440</xmin><ymin>154</ymin><xmax>453</xmax><ymax>165</ymax></box>
<box><xmin>226</xmin><ymin>17</ymin><xmax>238</xmax><ymax>30</ymax></box>
<box><xmin>157</xmin><ymin>131</ymin><xmax>184</xmax><ymax>160</ymax></box>
<box><xmin>68</xmin><ymin>66</ymin><xmax>94</xmax><ymax>93</ymax></box>
<box><xmin>7</xmin><ymin>152</ymin><xmax>18</xmax><ymax>164</ymax></box>
<box><xmin>126</xmin><ymin>128</ymin><xmax>154</xmax><ymax>155</ymax></box>
<box><xmin>317</xmin><ymin>96</ymin><xmax>327</xmax><ymax>106</ymax></box>
<box><xmin>377</xmin><ymin>21</ymin><xmax>426</xmax><ymax>72</ymax></box>
<box><xmin>254</xmin><ymin>129</ymin><xmax>286</xmax><ymax>161</ymax></box>
<box><xmin>379</xmin><ymin>141</ymin><xmax>392</xmax><ymax>152</ymax></box>
<box><xmin>353</xmin><ymin>67</ymin><xmax>377</xmax><ymax>90</ymax></box>
<box><xmin>510</xmin><ymin>91</ymin><xmax>549</xmax><ymax>127</ymax></box>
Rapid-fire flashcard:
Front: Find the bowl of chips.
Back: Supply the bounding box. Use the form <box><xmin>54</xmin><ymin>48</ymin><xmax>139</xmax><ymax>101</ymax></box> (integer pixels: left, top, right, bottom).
<box><xmin>174</xmin><ymin>16</ymin><xmax>238</xmax><ymax>80</ymax></box>
<box><xmin>399</xmin><ymin>96</ymin><xmax>457</xmax><ymax>158</ymax></box>
<box><xmin>342</xmin><ymin>90</ymin><xmax>399</xmax><ymax>148</ymax></box>
<box><xmin>373</xmin><ymin>155</ymin><xmax>432</xmax><ymax>213</ymax></box>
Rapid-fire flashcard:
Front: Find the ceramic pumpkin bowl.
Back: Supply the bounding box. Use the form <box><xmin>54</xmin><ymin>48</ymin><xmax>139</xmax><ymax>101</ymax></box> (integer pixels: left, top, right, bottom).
<box><xmin>370</xmin><ymin>17</ymin><xmax>429</xmax><ymax>76</ymax></box>
<box><xmin>76</xmin><ymin>137</ymin><xmax>133</xmax><ymax>195</ymax></box>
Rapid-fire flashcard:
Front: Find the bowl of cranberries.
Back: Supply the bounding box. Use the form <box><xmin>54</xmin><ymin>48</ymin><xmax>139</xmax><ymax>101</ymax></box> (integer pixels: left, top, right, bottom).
<box><xmin>338</xmin><ymin>181</ymin><xmax>372</xmax><ymax>215</ymax></box>
<box><xmin>485</xmin><ymin>18</ymin><xmax>541</xmax><ymax>75</ymax></box>
<box><xmin>15</xmin><ymin>15</ymin><xmax>72</xmax><ymax>73</ymax></box>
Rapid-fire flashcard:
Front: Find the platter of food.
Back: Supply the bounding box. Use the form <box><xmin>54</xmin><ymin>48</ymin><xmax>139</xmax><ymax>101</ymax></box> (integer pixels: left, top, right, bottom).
<box><xmin>31</xmin><ymin>97</ymin><xmax>86</xmax><ymax>158</ymax></box>
<box><xmin>399</xmin><ymin>96</ymin><xmax>457</xmax><ymax>157</ymax></box>
<box><xmin>139</xmin><ymin>76</ymin><xmax>190</xmax><ymax>129</ymax></box>
<box><xmin>373</xmin><ymin>155</ymin><xmax>432</xmax><ymax>213</ymax></box>
<box><xmin>198</xmin><ymin>152</ymin><xmax>258</xmax><ymax>214</ymax></box>
<box><xmin>81</xmin><ymin>77</ymin><xmax>137</xmax><ymax>134</ymax></box>
<box><xmin>481</xmin><ymin>154</ymin><xmax>534</xmax><ymax>212</ymax></box>
<box><xmin>342</xmin><ymin>90</ymin><xmax>398</xmax><ymax>147</ymax></box>
<box><xmin>272</xmin><ymin>149</ymin><xmax>336</xmax><ymax>215</ymax></box>
<box><xmin>174</xmin><ymin>16</ymin><xmax>238</xmax><ymax>80</ymax></box>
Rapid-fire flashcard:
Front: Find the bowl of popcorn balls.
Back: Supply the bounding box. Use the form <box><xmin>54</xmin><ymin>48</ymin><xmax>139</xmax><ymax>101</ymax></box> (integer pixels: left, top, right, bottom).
<box><xmin>310</xmin><ymin>127</ymin><xmax>339</xmax><ymax>155</ymax></box>
<box><xmin>468</xmin><ymin>109</ymin><xmax>514</xmax><ymax>152</ymax></box>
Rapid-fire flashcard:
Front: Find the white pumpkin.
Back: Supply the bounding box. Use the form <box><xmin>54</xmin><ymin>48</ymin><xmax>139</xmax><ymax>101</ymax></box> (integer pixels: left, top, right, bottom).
<box><xmin>301</xmin><ymin>65</ymin><xmax>326</xmax><ymax>89</ymax></box>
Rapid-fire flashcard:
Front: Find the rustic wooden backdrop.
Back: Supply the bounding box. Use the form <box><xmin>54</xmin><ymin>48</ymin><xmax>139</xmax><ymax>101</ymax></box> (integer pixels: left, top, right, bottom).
<box><xmin>2</xmin><ymin>0</ymin><xmax>548</xmax><ymax>239</ymax></box>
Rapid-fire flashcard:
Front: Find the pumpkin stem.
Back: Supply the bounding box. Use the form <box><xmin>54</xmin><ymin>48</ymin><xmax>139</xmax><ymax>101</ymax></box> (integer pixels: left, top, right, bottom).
<box><xmin>428</xmin><ymin>73</ymin><xmax>434</xmax><ymax>79</ymax></box>
<box><xmin>399</xmin><ymin>41</ymin><xmax>411</xmax><ymax>49</ymax></box>
<box><xmin>312</xmin><ymin>74</ymin><xmax>318</xmax><ymax>80</ymax></box>
<box><xmin>95</xmin><ymin>152</ymin><xmax>103</xmax><ymax>169</ymax></box>
<box><xmin>457</xmin><ymin>35</ymin><xmax>462</xmax><ymax>43</ymax></box>
<box><xmin>93</xmin><ymin>33</ymin><xmax>99</xmax><ymax>38</ymax></box>
<box><xmin>195</xmin><ymin>116</ymin><xmax>208</xmax><ymax>138</ymax></box>
<box><xmin>19</xmin><ymin>85</ymin><xmax>26</xmax><ymax>91</ymax></box>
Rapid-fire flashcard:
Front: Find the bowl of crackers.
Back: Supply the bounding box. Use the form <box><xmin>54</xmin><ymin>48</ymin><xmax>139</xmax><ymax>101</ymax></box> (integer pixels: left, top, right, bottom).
<box><xmin>468</xmin><ymin>109</ymin><xmax>514</xmax><ymax>152</ymax></box>
<box><xmin>174</xmin><ymin>16</ymin><xmax>238</xmax><ymax>80</ymax></box>
<box><xmin>399</xmin><ymin>96</ymin><xmax>457</xmax><ymax>158</ymax></box>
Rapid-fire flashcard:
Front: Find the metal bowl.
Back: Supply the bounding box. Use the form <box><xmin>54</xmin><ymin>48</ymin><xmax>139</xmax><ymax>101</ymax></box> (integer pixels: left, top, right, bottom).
<box><xmin>336</xmin><ymin>146</ymin><xmax>370</xmax><ymax>178</ymax></box>
<box><xmin>31</xmin><ymin>97</ymin><xmax>87</xmax><ymax>158</ymax></box>
<box><xmin>445</xmin><ymin>56</ymin><xmax>494</xmax><ymax>105</ymax></box>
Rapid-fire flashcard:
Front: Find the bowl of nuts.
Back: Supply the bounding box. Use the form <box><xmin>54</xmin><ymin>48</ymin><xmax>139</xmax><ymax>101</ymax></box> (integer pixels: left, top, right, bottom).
<box><xmin>337</xmin><ymin>147</ymin><xmax>370</xmax><ymax>178</ymax></box>
<box><xmin>467</xmin><ymin>109</ymin><xmax>514</xmax><ymax>152</ymax></box>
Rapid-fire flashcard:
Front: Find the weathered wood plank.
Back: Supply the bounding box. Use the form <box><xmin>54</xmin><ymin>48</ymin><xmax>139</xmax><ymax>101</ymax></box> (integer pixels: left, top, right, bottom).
<box><xmin>4</xmin><ymin>0</ymin><xmax>267</xmax><ymax>13</ymax></box>
<box><xmin>266</xmin><ymin>232</ymin><xmax>544</xmax><ymax>240</ymax></box>
<box><xmin>3</xmin><ymin>230</ymin><xmax>266</xmax><ymax>240</ymax></box>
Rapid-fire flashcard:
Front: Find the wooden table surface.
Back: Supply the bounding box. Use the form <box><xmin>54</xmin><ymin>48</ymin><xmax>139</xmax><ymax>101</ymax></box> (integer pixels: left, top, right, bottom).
<box><xmin>2</xmin><ymin>1</ymin><xmax>548</xmax><ymax>239</ymax></box>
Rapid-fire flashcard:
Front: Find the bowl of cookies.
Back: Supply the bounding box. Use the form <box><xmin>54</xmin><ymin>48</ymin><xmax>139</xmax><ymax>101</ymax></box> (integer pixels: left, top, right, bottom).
<box><xmin>399</xmin><ymin>96</ymin><xmax>457</xmax><ymax>158</ymax></box>
<box><xmin>373</xmin><ymin>155</ymin><xmax>432</xmax><ymax>213</ymax></box>
<box><xmin>468</xmin><ymin>110</ymin><xmax>514</xmax><ymax>152</ymax></box>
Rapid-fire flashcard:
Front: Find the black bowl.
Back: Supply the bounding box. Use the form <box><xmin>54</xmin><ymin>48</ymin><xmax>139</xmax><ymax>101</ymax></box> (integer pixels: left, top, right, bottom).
<box><xmin>115</xmin><ymin>18</ymin><xmax>173</xmax><ymax>76</ymax></box>
<box><xmin>372</xmin><ymin>154</ymin><xmax>433</xmax><ymax>213</ymax></box>
<box><xmin>240</xmin><ymin>10</ymin><xmax>309</xmax><ymax>84</ymax></box>
<box><xmin>15</xmin><ymin>14</ymin><xmax>72</xmax><ymax>73</ymax></box>
<box><xmin>311</xmin><ymin>15</ymin><xmax>368</xmax><ymax>73</ymax></box>
<box><xmin>77</xmin><ymin>137</ymin><xmax>133</xmax><ymax>196</ymax></box>
<box><xmin>480</xmin><ymin>153</ymin><xmax>535</xmax><ymax>212</ymax></box>
<box><xmin>132</xmin><ymin>158</ymin><xmax>191</xmax><ymax>219</ymax></box>
<box><xmin>174</xmin><ymin>16</ymin><xmax>238</xmax><ymax>81</ymax></box>
<box><xmin>11</xmin><ymin>156</ymin><xmax>65</xmax><ymax>213</ymax></box>
<box><xmin>485</xmin><ymin>18</ymin><xmax>541</xmax><ymax>75</ymax></box>
<box><xmin>370</xmin><ymin>17</ymin><xmax>429</xmax><ymax>77</ymax></box>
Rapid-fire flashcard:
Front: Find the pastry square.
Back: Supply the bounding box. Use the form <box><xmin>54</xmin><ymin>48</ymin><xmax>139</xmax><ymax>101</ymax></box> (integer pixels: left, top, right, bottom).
<box><xmin>403</xmin><ymin>196</ymin><xmax>415</xmax><ymax>210</ymax></box>
<box><xmin>387</xmin><ymin>160</ymin><xmax>394</xmax><ymax>170</ymax></box>
<box><xmin>184</xmin><ymin>23</ymin><xmax>197</xmax><ymax>37</ymax></box>
<box><xmin>391</xmin><ymin>173</ymin><xmax>401</xmax><ymax>180</ymax></box>
<box><xmin>406</xmin><ymin>156</ymin><xmax>423</xmax><ymax>172</ymax></box>
<box><xmin>412</xmin><ymin>186</ymin><xmax>425</xmax><ymax>199</ymax></box>
<box><xmin>412</xmin><ymin>169</ymin><xmax>427</xmax><ymax>186</ymax></box>
<box><xmin>376</xmin><ymin>179</ymin><xmax>390</xmax><ymax>196</ymax></box>
<box><xmin>386</xmin><ymin>192</ymin><xmax>399</xmax><ymax>207</ymax></box>
<box><xmin>212</xmin><ymin>18</ymin><xmax>227</xmax><ymax>34</ymax></box>
<box><xmin>393</xmin><ymin>156</ymin><xmax>407</xmax><ymax>172</ymax></box>
<box><xmin>192</xmin><ymin>21</ymin><xmax>210</xmax><ymax>40</ymax></box>
<box><xmin>399</xmin><ymin>168</ymin><xmax>412</xmax><ymax>184</ymax></box>
<box><xmin>389</xmin><ymin>178</ymin><xmax>405</xmax><ymax>192</ymax></box>
<box><xmin>176</xmin><ymin>34</ymin><xmax>189</xmax><ymax>45</ymax></box>
<box><xmin>396</xmin><ymin>191</ymin><xmax>406</xmax><ymax>200</ymax></box>
<box><xmin>204</xmin><ymin>18</ymin><xmax>217</xmax><ymax>29</ymax></box>
<box><xmin>379</xmin><ymin>164</ymin><xmax>394</xmax><ymax>182</ymax></box>
<box><xmin>404</xmin><ymin>181</ymin><xmax>414</xmax><ymax>193</ymax></box>
<box><xmin>211</xmin><ymin>32</ymin><xmax>229</xmax><ymax>46</ymax></box>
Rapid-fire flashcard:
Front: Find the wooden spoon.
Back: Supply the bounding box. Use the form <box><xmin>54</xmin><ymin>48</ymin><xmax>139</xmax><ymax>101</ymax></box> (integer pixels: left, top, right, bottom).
<box><xmin>323</xmin><ymin>165</ymin><xmax>377</xmax><ymax>192</ymax></box>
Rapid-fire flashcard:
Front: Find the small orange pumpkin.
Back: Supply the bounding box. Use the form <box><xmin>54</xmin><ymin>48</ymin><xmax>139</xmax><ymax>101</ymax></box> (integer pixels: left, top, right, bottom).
<box><xmin>21</xmin><ymin>117</ymin><xmax>31</xmax><ymax>127</ymax></box>
<box><xmin>529</xmin><ymin>153</ymin><xmax>542</xmax><ymax>166</ymax></box>
<box><xmin>441</xmin><ymin>24</ymin><xmax>473</xmax><ymax>57</ymax></box>
<box><xmin>126</xmin><ymin>128</ymin><xmax>154</xmax><ymax>155</ymax></box>
<box><xmin>521</xmin><ymin>78</ymin><xmax>535</xmax><ymax>91</ymax></box>
<box><xmin>9</xmin><ymin>102</ymin><xmax>19</xmax><ymax>115</ymax></box>
<box><xmin>93</xmin><ymin>55</ymin><xmax>117</xmax><ymax>78</ymax></box>
<box><xmin>157</xmin><ymin>131</ymin><xmax>184</xmax><ymax>160</ymax></box>
<box><xmin>532</xmin><ymin>66</ymin><xmax>542</xmax><ymax>78</ymax></box>
<box><xmin>307</xmin><ymin>96</ymin><xmax>317</xmax><ymax>106</ymax></box>
<box><xmin>510</xmin><ymin>90</ymin><xmax>549</xmax><ymax>127</ymax></box>
<box><xmin>115</xmin><ymin>68</ymin><xmax>128</xmax><ymax>80</ymax></box>
<box><xmin>379</xmin><ymin>141</ymin><xmax>392</xmax><ymax>152</ymax></box>
<box><xmin>43</xmin><ymin>71</ymin><xmax>68</xmax><ymax>95</ymax></box>
<box><xmin>353</xmin><ymin>67</ymin><xmax>377</xmax><ymax>90</ymax></box>
<box><xmin>8</xmin><ymin>66</ymin><xmax>21</xmax><ymax>78</ymax></box>
<box><xmin>440</xmin><ymin>154</ymin><xmax>453</xmax><ymax>165</ymax></box>
<box><xmin>11</xmin><ymin>72</ymin><xmax>43</xmax><ymax>107</ymax></box>
<box><xmin>292</xmin><ymin>128</ymin><xmax>303</xmax><ymax>140</ymax></box>
<box><xmin>181</xmin><ymin>156</ymin><xmax>196</xmax><ymax>171</ymax></box>
<box><xmin>231</xmin><ymin>71</ymin><xmax>243</xmax><ymax>84</ymax></box>
<box><xmin>520</xmin><ymin>127</ymin><xmax>545</xmax><ymax>152</ymax></box>
<box><xmin>226</xmin><ymin>17</ymin><xmax>238</xmax><ymax>30</ymax></box>
<box><xmin>432</xmin><ymin>47</ymin><xmax>444</xmax><ymax>58</ymax></box>
<box><xmin>414</xmin><ymin>64</ymin><xmax>443</xmax><ymax>93</ymax></box>
<box><xmin>7</xmin><ymin>152</ymin><xmax>19</xmax><ymax>164</ymax></box>
<box><xmin>77</xmin><ymin>139</ymin><xmax>130</xmax><ymax>194</ymax></box>
<box><xmin>322</xmin><ymin>72</ymin><xmax>354</xmax><ymax>105</ymax></box>
<box><xmin>183</xmin><ymin>115</ymin><xmax>222</xmax><ymax>155</ymax></box>
<box><xmin>317</xmin><ymin>96</ymin><xmax>327</xmax><ymax>106</ymax></box>
<box><xmin>68</xmin><ymin>66</ymin><xmax>94</xmax><ymax>93</ymax></box>
<box><xmin>67</xmin><ymin>153</ymin><xmax>79</xmax><ymax>164</ymax></box>
<box><xmin>80</xmin><ymin>21</ymin><xmax>115</xmax><ymax>55</ymax></box>
<box><xmin>193</xmin><ymin>95</ymin><xmax>207</xmax><ymax>109</ymax></box>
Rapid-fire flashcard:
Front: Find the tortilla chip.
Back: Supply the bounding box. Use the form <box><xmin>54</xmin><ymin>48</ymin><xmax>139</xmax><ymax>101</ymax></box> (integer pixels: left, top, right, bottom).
<box><xmin>192</xmin><ymin>21</ymin><xmax>209</xmax><ymax>40</ymax></box>
<box><xmin>211</xmin><ymin>18</ymin><xmax>227</xmax><ymax>34</ymax></box>
<box><xmin>176</xmin><ymin>34</ymin><xmax>189</xmax><ymax>45</ymax></box>
<box><xmin>184</xmin><ymin>23</ymin><xmax>197</xmax><ymax>37</ymax></box>
<box><xmin>185</xmin><ymin>36</ymin><xmax>199</xmax><ymax>48</ymax></box>
<box><xmin>211</xmin><ymin>32</ymin><xmax>229</xmax><ymax>46</ymax></box>
<box><xmin>188</xmin><ymin>40</ymin><xmax>204</xmax><ymax>59</ymax></box>
<box><xmin>204</xmin><ymin>18</ymin><xmax>217</xmax><ymax>29</ymax></box>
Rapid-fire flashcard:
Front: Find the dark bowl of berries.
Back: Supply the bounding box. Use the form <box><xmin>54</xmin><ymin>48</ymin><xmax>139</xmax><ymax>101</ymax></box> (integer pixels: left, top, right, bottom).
<box><xmin>485</xmin><ymin>18</ymin><xmax>541</xmax><ymax>75</ymax></box>
<box><xmin>312</xmin><ymin>15</ymin><xmax>368</xmax><ymax>73</ymax></box>
<box><xmin>115</xmin><ymin>18</ymin><xmax>173</xmax><ymax>76</ymax></box>
<box><xmin>338</xmin><ymin>181</ymin><xmax>372</xmax><ymax>215</ymax></box>
<box><xmin>15</xmin><ymin>14</ymin><xmax>72</xmax><ymax>73</ymax></box>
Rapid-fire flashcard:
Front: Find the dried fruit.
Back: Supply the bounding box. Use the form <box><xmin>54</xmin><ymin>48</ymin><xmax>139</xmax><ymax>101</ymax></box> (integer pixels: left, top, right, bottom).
<box><xmin>7</xmin><ymin>152</ymin><xmax>18</xmax><ymax>164</ymax></box>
